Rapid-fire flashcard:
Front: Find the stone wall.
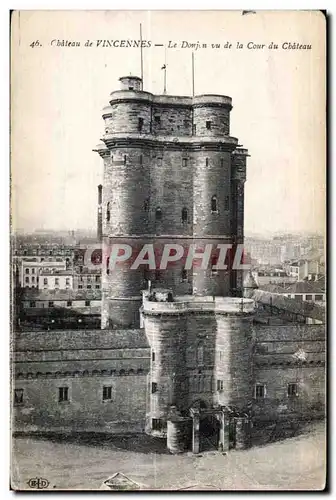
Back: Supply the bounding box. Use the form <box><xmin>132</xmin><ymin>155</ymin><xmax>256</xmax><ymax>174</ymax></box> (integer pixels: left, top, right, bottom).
<box><xmin>253</xmin><ymin>323</ymin><xmax>326</xmax><ymax>421</ymax></box>
<box><xmin>13</xmin><ymin>374</ymin><xmax>148</xmax><ymax>434</ymax></box>
<box><xmin>193</xmin><ymin>104</ymin><xmax>230</xmax><ymax>136</ymax></box>
<box><xmin>12</xmin><ymin>329</ymin><xmax>150</xmax><ymax>434</ymax></box>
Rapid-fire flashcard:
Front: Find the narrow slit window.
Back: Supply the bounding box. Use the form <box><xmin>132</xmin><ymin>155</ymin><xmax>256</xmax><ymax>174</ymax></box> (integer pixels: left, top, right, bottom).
<box><xmin>155</xmin><ymin>207</ymin><xmax>162</xmax><ymax>221</ymax></box>
<box><xmin>138</xmin><ymin>117</ymin><xmax>144</xmax><ymax>132</ymax></box>
<box><xmin>14</xmin><ymin>389</ymin><xmax>24</xmax><ymax>405</ymax></box>
<box><xmin>206</xmin><ymin>121</ymin><xmax>212</xmax><ymax>130</ymax></box>
<box><xmin>211</xmin><ymin>195</ymin><xmax>218</xmax><ymax>213</ymax></box>
<box><xmin>181</xmin><ymin>207</ymin><xmax>188</xmax><ymax>222</ymax></box>
<box><xmin>106</xmin><ymin>202</ymin><xmax>111</xmax><ymax>222</ymax></box>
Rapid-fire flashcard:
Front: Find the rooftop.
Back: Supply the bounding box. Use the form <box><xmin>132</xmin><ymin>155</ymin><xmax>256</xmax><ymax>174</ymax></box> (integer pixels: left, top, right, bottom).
<box><xmin>260</xmin><ymin>281</ymin><xmax>325</xmax><ymax>294</ymax></box>
<box><xmin>39</xmin><ymin>269</ymin><xmax>74</xmax><ymax>276</ymax></box>
<box><xmin>14</xmin><ymin>329</ymin><xmax>149</xmax><ymax>351</ymax></box>
<box><xmin>252</xmin><ymin>290</ymin><xmax>325</xmax><ymax>322</ymax></box>
<box><xmin>21</xmin><ymin>289</ymin><xmax>102</xmax><ymax>301</ymax></box>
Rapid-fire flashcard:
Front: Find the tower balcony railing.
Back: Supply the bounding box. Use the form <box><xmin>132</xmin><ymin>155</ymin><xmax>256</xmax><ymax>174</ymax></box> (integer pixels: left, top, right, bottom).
<box><xmin>142</xmin><ymin>291</ymin><xmax>255</xmax><ymax>315</ymax></box>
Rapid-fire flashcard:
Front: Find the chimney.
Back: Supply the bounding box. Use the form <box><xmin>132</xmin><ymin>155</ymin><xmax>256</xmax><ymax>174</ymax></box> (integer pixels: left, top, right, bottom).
<box><xmin>97</xmin><ymin>184</ymin><xmax>103</xmax><ymax>241</ymax></box>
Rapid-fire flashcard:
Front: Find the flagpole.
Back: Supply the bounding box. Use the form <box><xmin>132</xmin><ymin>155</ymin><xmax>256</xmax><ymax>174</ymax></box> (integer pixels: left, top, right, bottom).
<box><xmin>192</xmin><ymin>52</ymin><xmax>195</xmax><ymax>97</ymax></box>
<box><xmin>163</xmin><ymin>47</ymin><xmax>167</xmax><ymax>94</ymax></box>
<box><xmin>140</xmin><ymin>23</ymin><xmax>144</xmax><ymax>89</ymax></box>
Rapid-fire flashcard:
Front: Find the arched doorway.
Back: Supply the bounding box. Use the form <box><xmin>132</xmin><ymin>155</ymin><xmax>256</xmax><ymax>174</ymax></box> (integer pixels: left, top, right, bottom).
<box><xmin>190</xmin><ymin>400</ymin><xmax>220</xmax><ymax>452</ymax></box>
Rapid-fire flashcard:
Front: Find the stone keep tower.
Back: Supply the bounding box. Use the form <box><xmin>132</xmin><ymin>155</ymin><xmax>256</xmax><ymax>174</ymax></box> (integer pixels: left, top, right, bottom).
<box><xmin>94</xmin><ymin>76</ymin><xmax>249</xmax><ymax>329</ymax></box>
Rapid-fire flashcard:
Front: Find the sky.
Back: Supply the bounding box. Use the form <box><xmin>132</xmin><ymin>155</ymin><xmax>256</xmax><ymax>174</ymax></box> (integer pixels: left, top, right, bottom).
<box><xmin>11</xmin><ymin>10</ymin><xmax>326</xmax><ymax>235</ymax></box>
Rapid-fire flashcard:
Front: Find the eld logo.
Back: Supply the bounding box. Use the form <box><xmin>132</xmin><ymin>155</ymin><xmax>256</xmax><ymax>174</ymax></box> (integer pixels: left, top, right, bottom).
<box><xmin>27</xmin><ymin>477</ymin><xmax>49</xmax><ymax>489</ymax></box>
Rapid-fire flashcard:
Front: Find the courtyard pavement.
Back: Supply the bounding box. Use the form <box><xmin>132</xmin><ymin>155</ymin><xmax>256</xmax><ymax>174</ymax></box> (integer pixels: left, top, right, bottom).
<box><xmin>11</xmin><ymin>420</ymin><xmax>326</xmax><ymax>491</ymax></box>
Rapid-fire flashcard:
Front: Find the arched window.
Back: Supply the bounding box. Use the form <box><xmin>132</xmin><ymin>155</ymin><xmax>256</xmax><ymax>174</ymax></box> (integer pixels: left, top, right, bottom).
<box><xmin>181</xmin><ymin>207</ymin><xmax>188</xmax><ymax>222</ymax></box>
<box><xmin>155</xmin><ymin>207</ymin><xmax>162</xmax><ymax>221</ymax></box>
<box><xmin>211</xmin><ymin>195</ymin><xmax>218</xmax><ymax>213</ymax></box>
<box><xmin>197</xmin><ymin>342</ymin><xmax>204</xmax><ymax>366</ymax></box>
<box><xmin>106</xmin><ymin>202</ymin><xmax>111</xmax><ymax>222</ymax></box>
